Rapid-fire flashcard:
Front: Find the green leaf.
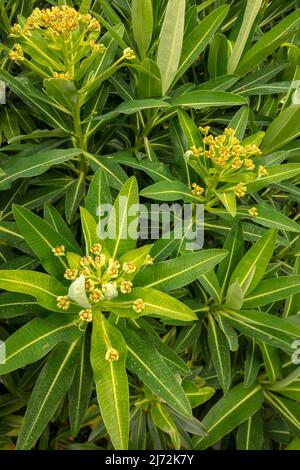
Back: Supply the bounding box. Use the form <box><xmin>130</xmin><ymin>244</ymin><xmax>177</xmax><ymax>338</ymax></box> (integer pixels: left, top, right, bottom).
<box><xmin>227</xmin><ymin>0</ymin><xmax>263</xmax><ymax>74</ymax></box>
<box><xmin>91</xmin><ymin>313</ymin><xmax>129</xmax><ymax>450</ymax></box>
<box><xmin>216</xmin><ymin>191</ymin><xmax>236</xmax><ymax>217</ymax></box>
<box><xmin>132</xmin><ymin>0</ymin><xmax>153</xmax><ymax>59</ymax></box>
<box><xmin>262</xmin><ymin>104</ymin><xmax>300</xmax><ymax>154</ymax></box>
<box><xmin>265</xmin><ymin>391</ymin><xmax>300</xmax><ymax>439</ymax></box>
<box><xmin>258</xmin><ymin>342</ymin><xmax>281</xmax><ymax>384</ymax></box>
<box><xmin>13</xmin><ymin>205</ymin><xmax>78</xmax><ymax>279</ymax></box>
<box><xmin>171</xmin><ymin>91</ymin><xmax>247</xmax><ymax>109</ymax></box>
<box><xmin>236</xmin><ymin>412</ymin><xmax>264</xmax><ymax>450</ymax></box>
<box><xmin>157</xmin><ymin>0</ymin><xmax>185</xmax><ymax>94</ymax></box>
<box><xmin>194</xmin><ymin>383</ymin><xmax>264</xmax><ymax>449</ymax></box>
<box><xmin>0</xmin><ymin>270</ymin><xmax>79</xmax><ymax>313</ymax></box>
<box><xmin>85</xmin><ymin>168</ymin><xmax>112</xmax><ymax>217</ymax></box>
<box><xmin>240</xmin><ymin>205</ymin><xmax>300</xmax><ymax>233</ymax></box>
<box><xmin>65</xmin><ymin>175</ymin><xmax>85</xmax><ymax>224</ymax></box>
<box><xmin>174</xmin><ymin>5</ymin><xmax>229</xmax><ymax>83</ymax></box>
<box><xmin>217</xmin><ymin>219</ymin><xmax>244</xmax><ymax>299</ymax></box>
<box><xmin>229</xmin><ymin>229</ymin><xmax>276</xmax><ymax>294</ymax></box>
<box><xmin>0</xmin><ymin>314</ymin><xmax>80</xmax><ymax>375</ymax></box>
<box><xmin>85</xmin><ymin>153</ymin><xmax>127</xmax><ymax>190</ymax></box>
<box><xmin>140</xmin><ymin>180</ymin><xmax>197</xmax><ymax>202</ymax></box>
<box><xmin>151</xmin><ymin>402</ymin><xmax>181</xmax><ymax>449</ymax></box>
<box><xmin>44</xmin><ymin>204</ymin><xmax>81</xmax><ymax>252</ymax></box>
<box><xmin>116</xmin><ymin>99</ymin><xmax>170</xmax><ymax>114</ymax></box>
<box><xmin>208</xmin><ymin>314</ymin><xmax>231</xmax><ymax>393</ymax></box>
<box><xmin>16</xmin><ymin>341</ymin><xmax>79</xmax><ymax>450</ymax></box>
<box><xmin>134</xmin><ymin>249</ymin><xmax>228</xmax><ymax>291</ymax></box>
<box><xmin>225</xmin><ymin>280</ymin><xmax>244</xmax><ymax>310</ymax></box>
<box><xmin>106</xmin><ymin>176</ymin><xmax>139</xmax><ymax>258</ymax></box>
<box><xmin>228</xmin><ymin>106</ymin><xmax>249</xmax><ymax>140</ymax></box>
<box><xmin>236</xmin><ymin>9</ymin><xmax>300</xmax><ymax>75</ymax></box>
<box><xmin>177</xmin><ymin>109</ymin><xmax>203</xmax><ymax>149</ymax></box>
<box><xmin>182</xmin><ymin>382</ymin><xmax>215</xmax><ymax>408</ymax></box>
<box><xmin>122</xmin><ymin>327</ymin><xmax>192</xmax><ymax>417</ymax></box>
<box><xmin>223</xmin><ymin>310</ymin><xmax>300</xmax><ymax>352</ymax></box>
<box><xmin>0</xmin><ymin>148</ymin><xmax>81</xmax><ymax>190</ymax></box>
<box><xmin>244</xmin><ymin>339</ymin><xmax>261</xmax><ymax>387</ymax></box>
<box><xmin>0</xmin><ymin>70</ymin><xmax>70</xmax><ymax>131</ymax></box>
<box><xmin>105</xmin><ymin>287</ymin><xmax>197</xmax><ymax>321</ymax></box>
<box><xmin>247</xmin><ymin>164</ymin><xmax>300</xmax><ymax>192</ymax></box>
<box><xmin>80</xmin><ymin>207</ymin><xmax>100</xmax><ymax>255</ymax></box>
<box><xmin>68</xmin><ymin>335</ymin><xmax>93</xmax><ymax>436</ymax></box>
<box><xmin>243</xmin><ymin>276</ymin><xmax>300</xmax><ymax>308</ymax></box>
<box><xmin>134</xmin><ymin>320</ymin><xmax>190</xmax><ymax>375</ymax></box>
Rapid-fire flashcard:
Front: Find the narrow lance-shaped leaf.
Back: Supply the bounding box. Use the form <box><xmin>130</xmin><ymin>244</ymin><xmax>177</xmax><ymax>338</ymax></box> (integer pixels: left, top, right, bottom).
<box><xmin>174</xmin><ymin>5</ymin><xmax>229</xmax><ymax>83</ymax></box>
<box><xmin>134</xmin><ymin>249</ymin><xmax>228</xmax><ymax>292</ymax></box>
<box><xmin>106</xmin><ymin>176</ymin><xmax>139</xmax><ymax>258</ymax></box>
<box><xmin>0</xmin><ymin>148</ymin><xmax>81</xmax><ymax>190</ymax></box>
<box><xmin>229</xmin><ymin>228</ymin><xmax>276</xmax><ymax>294</ymax></box>
<box><xmin>207</xmin><ymin>314</ymin><xmax>231</xmax><ymax>393</ymax></box>
<box><xmin>91</xmin><ymin>313</ymin><xmax>129</xmax><ymax>450</ymax></box>
<box><xmin>157</xmin><ymin>0</ymin><xmax>185</xmax><ymax>94</ymax></box>
<box><xmin>68</xmin><ymin>335</ymin><xmax>93</xmax><ymax>436</ymax></box>
<box><xmin>122</xmin><ymin>327</ymin><xmax>192</xmax><ymax>418</ymax></box>
<box><xmin>105</xmin><ymin>287</ymin><xmax>197</xmax><ymax>322</ymax></box>
<box><xmin>0</xmin><ymin>314</ymin><xmax>81</xmax><ymax>375</ymax></box>
<box><xmin>0</xmin><ymin>270</ymin><xmax>79</xmax><ymax>313</ymax></box>
<box><xmin>13</xmin><ymin>205</ymin><xmax>81</xmax><ymax>279</ymax></box>
<box><xmin>132</xmin><ymin>0</ymin><xmax>153</xmax><ymax>59</ymax></box>
<box><xmin>223</xmin><ymin>309</ymin><xmax>300</xmax><ymax>352</ymax></box>
<box><xmin>194</xmin><ymin>383</ymin><xmax>264</xmax><ymax>449</ymax></box>
<box><xmin>16</xmin><ymin>341</ymin><xmax>80</xmax><ymax>450</ymax></box>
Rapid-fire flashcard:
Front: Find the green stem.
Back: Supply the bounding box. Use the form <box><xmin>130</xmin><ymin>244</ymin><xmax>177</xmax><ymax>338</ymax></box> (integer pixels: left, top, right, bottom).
<box><xmin>73</xmin><ymin>104</ymin><xmax>87</xmax><ymax>176</ymax></box>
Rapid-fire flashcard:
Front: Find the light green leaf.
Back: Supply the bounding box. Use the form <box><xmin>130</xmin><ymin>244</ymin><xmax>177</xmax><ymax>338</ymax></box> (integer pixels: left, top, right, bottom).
<box><xmin>262</xmin><ymin>104</ymin><xmax>300</xmax><ymax>154</ymax></box>
<box><xmin>243</xmin><ymin>276</ymin><xmax>300</xmax><ymax>308</ymax></box>
<box><xmin>122</xmin><ymin>327</ymin><xmax>192</xmax><ymax>417</ymax></box>
<box><xmin>105</xmin><ymin>287</ymin><xmax>197</xmax><ymax>321</ymax></box>
<box><xmin>223</xmin><ymin>309</ymin><xmax>300</xmax><ymax>352</ymax></box>
<box><xmin>171</xmin><ymin>90</ymin><xmax>247</xmax><ymax>109</ymax></box>
<box><xmin>0</xmin><ymin>148</ymin><xmax>81</xmax><ymax>190</ymax></box>
<box><xmin>134</xmin><ymin>249</ymin><xmax>228</xmax><ymax>291</ymax></box>
<box><xmin>236</xmin><ymin>9</ymin><xmax>300</xmax><ymax>76</ymax></box>
<box><xmin>208</xmin><ymin>314</ymin><xmax>231</xmax><ymax>393</ymax></box>
<box><xmin>16</xmin><ymin>341</ymin><xmax>79</xmax><ymax>450</ymax></box>
<box><xmin>229</xmin><ymin>229</ymin><xmax>276</xmax><ymax>294</ymax></box>
<box><xmin>132</xmin><ymin>0</ymin><xmax>153</xmax><ymax>59</ymax></box>
<box><xmin>106</xmin><ymin>176</ymin><xmax>139</xmax><ymax>258</ymax></box>
<box><xmin>13</xmin><ymin>205</ymin><xmax>79</xmax><ymax>278</ymax></box>
<box><xmin>0</xmin><ymin>314</ymin><xmax>80</xmax><ymax>375</ymax></box>
<box><xmin>68</xmin><ymin>335</ymin><xmax>93</xmax><ymax>436</ymax></box>
<box><xmin>227</xmin><ymin>0</ymin><xmax>263</xmax><ymax>74</ymax></box>
<box><xmin>194</xmin><ymin>383</ymin><xmax>264</xmax><ymax>449</ymax></box>
<box><xmin>247</xmin><ymin>164</ymin><xmax>300</xmax><ymax>193</ymax></box>
<box><xmin>174</xmin><ymin>5</ymin><xmax>229</xmax><ymax>83</ymax></box>
<box><xmin>157</xmin><ymin>0</ymin><xmax>185</xmax><ymax>94</ymax></box>
<box><xmin>0</xmin><ymin>270</ymin><xmax>79</xmax><ymax>313</ymax></box>
<box><xmin>91</xmin><ymin>313</ymin><xmax>129</xmax><ymax>450</ymax></box>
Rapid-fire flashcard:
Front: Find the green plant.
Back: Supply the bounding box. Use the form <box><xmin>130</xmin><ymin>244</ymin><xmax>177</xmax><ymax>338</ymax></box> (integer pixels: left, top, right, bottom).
<box><xmin>1</xmin><ymin>0</ymin><xmax>300</xmax><ymax>452</ymax></box>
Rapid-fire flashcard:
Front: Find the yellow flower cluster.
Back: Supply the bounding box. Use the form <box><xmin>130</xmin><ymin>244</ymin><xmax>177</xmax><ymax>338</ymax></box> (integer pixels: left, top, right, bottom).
<box><xmin>9</xmin><ymin>44</ymin><xmax>24</xmax><ymax>61</ymax></box>
<box><xmin>248</xmin><ymin>207</ymin><xmax>259</xmax><ymax>217</ymax></box>
<box><xmin>123</xmin><ymin>47</ymin><xmax>136</xmax><ymax>60</ymax></box>
<box><xmin>18</xmin><ymin>6</ymin><xmax>100</xmax><ymax>36</ymax></box>
<box><xmin>105</xmin><ymin>348</ymin><xmax>119</xmax><ymax>362</ymax></box>
<box><xmin>55</xmin><ymin>242</ymin><xmax>152</xmax><ymax>321</ymax></box>
<box><xmin>235</xmin><ymin>182</ymin><xmax>247</xmax><ymax>198</ymax></box>
<box><xmin>191</xmin><ymin>128</ymin><xmax>262</xmax><ymax>171</ymax></box>
<box><xmin>192</xmin><ymin>183</ymin><xmax>205</xmax><ymax>197</ymax></box>
<box><xmin>53</xmin><ymin>72</ymin><xmax>72</xmax><ymax>80</ymax></box>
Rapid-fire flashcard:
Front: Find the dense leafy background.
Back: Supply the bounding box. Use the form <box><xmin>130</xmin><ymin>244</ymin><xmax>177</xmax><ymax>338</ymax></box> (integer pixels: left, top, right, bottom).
<box><xmin>1</xmin><ymin>0</ymin><xmax>300</xmax><ymax>451</ymax></box>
